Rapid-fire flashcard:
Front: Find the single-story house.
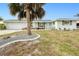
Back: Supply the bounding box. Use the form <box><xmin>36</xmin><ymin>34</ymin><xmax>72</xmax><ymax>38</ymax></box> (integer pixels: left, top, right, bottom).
<box><xmin>2</xmin><ymin>18</ymin><xmax>79</xmax><ymax>30</ymax></box>
<box><xmin>54</xmin><ymin>18</ymin><xmax>77</xmax><ymax>30</ymax></box>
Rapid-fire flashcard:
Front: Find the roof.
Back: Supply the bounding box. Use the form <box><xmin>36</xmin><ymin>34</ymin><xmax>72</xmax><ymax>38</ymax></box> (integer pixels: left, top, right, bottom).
<box><xmin>32</xmin><ymin>20</ymin><xmax>53</xmax><ymax>22</ymax></box>
<box><xmin>4</xmin><ymin>20</ymin><xmax>27</xmax><ymax>23</ymax></box>
<box><xmin>3</xmin><ymin>18</ymin><xmax>79</xmax><ymax>23</ymax></box>
<box><xmin>4</xmin><ymin>19</ymin><xmax>53</xmax><ymax>23</ymax></box>
<box><xmin>56</xmin><ymin>18</ymin><xmax>79</xmax><ymax>21</ymax></box>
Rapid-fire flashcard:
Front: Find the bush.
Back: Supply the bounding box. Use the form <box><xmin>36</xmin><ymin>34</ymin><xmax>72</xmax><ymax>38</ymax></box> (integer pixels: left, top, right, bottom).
<box><xmin>0</xmin><ymin>24</ymin><xmax>6</xmax><ymax>30</ymax></box>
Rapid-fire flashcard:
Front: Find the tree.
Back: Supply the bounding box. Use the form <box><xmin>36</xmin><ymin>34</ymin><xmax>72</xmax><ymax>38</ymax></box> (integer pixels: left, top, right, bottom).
<box><xmin>8</xmin><ymin>3</ymin><xmax>45</xmax><ymax>35</ymax></box>
<box><xmin>0</xmin><ymin>24</ymin><xmax>6</xmax><ymax>30</ymax></box>
<box><xmin>0</xmin><ymin>17</ymin><xmax>3</xmax><ymax>21</ymax></box>
<box><xmin>74</xmin><ymin>14</ymin><xmax>79</xmax><ymax>17</ymax></box>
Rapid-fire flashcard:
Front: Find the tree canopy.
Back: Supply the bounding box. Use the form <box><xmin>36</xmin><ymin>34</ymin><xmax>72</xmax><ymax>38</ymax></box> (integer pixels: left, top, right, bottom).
<box><xmin>8</xmin><ymin>3</ymin><xmax>45</xmax><ymax>20</ymax></box>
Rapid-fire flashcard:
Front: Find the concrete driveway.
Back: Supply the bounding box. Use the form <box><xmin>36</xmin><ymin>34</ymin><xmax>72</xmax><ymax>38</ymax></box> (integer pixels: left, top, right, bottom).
<box><xmin>0</xmin><ymin>30</ymin><xmax>22</xmax><ymax>36</ymax></box>
<box><xmin>0</xmin><ymin>30</ymin><xmax>40</xmax><ymax>48</ymax></box>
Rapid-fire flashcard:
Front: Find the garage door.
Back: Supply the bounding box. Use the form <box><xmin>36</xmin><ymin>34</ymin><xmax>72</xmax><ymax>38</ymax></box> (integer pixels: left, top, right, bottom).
<box><xmin>5</xmin><ymin>22</ymin><xmax>27</xmax><ymax>30</ymax></box>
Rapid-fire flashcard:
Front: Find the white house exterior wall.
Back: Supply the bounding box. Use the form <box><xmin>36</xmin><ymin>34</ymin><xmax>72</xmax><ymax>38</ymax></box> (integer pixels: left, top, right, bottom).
<box><xmin>5</xmin><ymin>22</ymin><xmax>27</xmax><ymax>30</ymax></box>
<box><xmin>45</xmin><ymin>23</ymin><xmax>50</xmax><ymax>29</ymax></box>
<box><xmin>51</xmin><ymin>22</ymin><xmax>55</xmax><ymax>29</ymax></box>
<box><xmin>32</xmin><ymin>22</ymin><xmax>54</xmax><ymax>30</ymax></box>
<box><xmin>55</xmin><ymin>21</ymin><xmax>77</xmax><ymax>30</ymax></box>
<box><xmin>32</xmin><ymin>22</ymin><xmax>38</xmax><ymax>29</ymax></box>
<box><xmin>4</xmin><ymin>19</ymin><xmax>78</xmax><ymax>30</ymax></box>
<box><xmin>45</xmin><ymin>22</ymin><xmax>52</xmax><ymax>29</ymax></box>
<box><xmin>55</xmin><ymin>21</ymin><xmax>62</xmax><ymax>30</ymax></box>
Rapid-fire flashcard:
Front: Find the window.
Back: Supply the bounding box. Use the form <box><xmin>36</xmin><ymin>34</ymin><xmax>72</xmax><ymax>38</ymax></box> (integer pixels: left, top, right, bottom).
<box><xmin>38</xmin><ymin>22</ymin><xmax>45</xmax><ymax>29</ymax></box>
<box><xmin>53</xmin><ymin>21</ymin><xmax>55</xmax><ymax>24</ymax></box>
<box><xmin>70</xmin><ymin>20</ymin><xmax>72</xmax><ymax>25</ymax></box>
<box><xmin>62</xmin><ymin>20</ymin><xmax>69</xmax><ymax>25</ymax></box>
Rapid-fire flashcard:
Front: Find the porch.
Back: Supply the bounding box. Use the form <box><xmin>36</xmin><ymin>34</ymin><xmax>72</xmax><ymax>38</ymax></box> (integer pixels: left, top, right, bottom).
<box><xmin>32</xmin><ymin>21</ymin><xmax>52</xmax><ymax>30</ymax></box>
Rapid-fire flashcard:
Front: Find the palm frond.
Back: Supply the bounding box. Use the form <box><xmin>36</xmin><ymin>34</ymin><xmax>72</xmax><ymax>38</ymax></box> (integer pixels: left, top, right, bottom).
<box><xmin>8</xmin><ymin>3</ymin><xmax>20</xmax><ymax>15</ymax></box>
<box><xmin>36</xmin><ymin>7</ymin><xmax>45</xmax><ymax>19</ymax></box>
<box><xmin>9</xmin><ymin>3</ymin><xmax>45</xmax><ymax>20</ymax></box>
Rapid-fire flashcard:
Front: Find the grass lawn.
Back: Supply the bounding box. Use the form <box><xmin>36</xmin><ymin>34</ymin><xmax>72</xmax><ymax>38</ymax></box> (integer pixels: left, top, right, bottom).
<box><xmin>0</xmin><ymin>30</ymin><xmax>79</xmax><ymax>56</ymax></box>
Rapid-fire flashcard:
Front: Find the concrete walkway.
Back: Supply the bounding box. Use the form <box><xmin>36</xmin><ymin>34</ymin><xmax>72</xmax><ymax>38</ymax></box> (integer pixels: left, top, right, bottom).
<box><xmin>0</xmin><ymin>30</ymin><xmax>22</xmax><ymax>36</ymax></box>
<box><xmin>0</xmin><ymin>34</ymin><xmax>40</xmax><ymax>48</ymax></box>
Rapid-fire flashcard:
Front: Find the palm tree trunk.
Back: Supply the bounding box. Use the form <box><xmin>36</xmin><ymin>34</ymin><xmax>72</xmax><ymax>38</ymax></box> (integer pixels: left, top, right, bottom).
<box><xmin>26</xmin><ymin>9</ymin><xmax>32</xmax><ymax>35</ymax></box>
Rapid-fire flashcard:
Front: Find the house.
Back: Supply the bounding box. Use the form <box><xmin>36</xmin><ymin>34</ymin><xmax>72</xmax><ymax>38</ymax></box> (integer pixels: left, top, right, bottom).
<box><xmin>3</xmin><ymin>18</ymin><xmax>79</xmax><ymax>30</ymax></box>
<box><xmin>0</xmin><ymin>21</ymin><xmax>4</xmax><ymax>24</ymax></box>
<box><xmin>4</xmin><ymin>20</ymin><xmax>27</xmax><ymax>30</ymax></box>
<box><xmin>54</xmin><ymin>18</ymin><xmax>77</xmax><ymax>30</ymax></box>
<box><xmin>32</xmin><ymin>20</ymin><xmax>54</xmax><ymax>30</ymax></box>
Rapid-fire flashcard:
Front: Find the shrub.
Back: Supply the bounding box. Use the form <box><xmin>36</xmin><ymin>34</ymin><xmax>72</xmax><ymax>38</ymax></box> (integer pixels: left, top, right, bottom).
<box><xmin>0</xmin><ymin>24</ymin><xmax>6</xmax><ymax>30</ymax></box>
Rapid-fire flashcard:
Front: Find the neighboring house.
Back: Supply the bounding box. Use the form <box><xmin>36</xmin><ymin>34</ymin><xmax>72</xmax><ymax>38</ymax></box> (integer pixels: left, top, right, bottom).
<box><xmin>0</xmin><ymin>21</ymin><xmax>4</xmax><ymax>24</ymax></box>
<box><xmin>3</xmin><ymin>18</ymin><xmax>79</xmax><ymax>30</ymax></box>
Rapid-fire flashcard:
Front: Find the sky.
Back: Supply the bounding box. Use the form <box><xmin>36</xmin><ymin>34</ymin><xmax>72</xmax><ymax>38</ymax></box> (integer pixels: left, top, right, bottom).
<box><xmin>0</xmin><ymin>3</ymin><xmax>79</xmax><ymax>20</ymax></box>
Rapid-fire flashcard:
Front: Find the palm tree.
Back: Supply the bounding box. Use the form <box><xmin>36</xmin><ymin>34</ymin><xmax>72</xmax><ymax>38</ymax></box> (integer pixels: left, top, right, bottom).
<box><xmin>8</xmin><ymin>3</ymin><xmax>45</xmax><ymax>35</ymax></box>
